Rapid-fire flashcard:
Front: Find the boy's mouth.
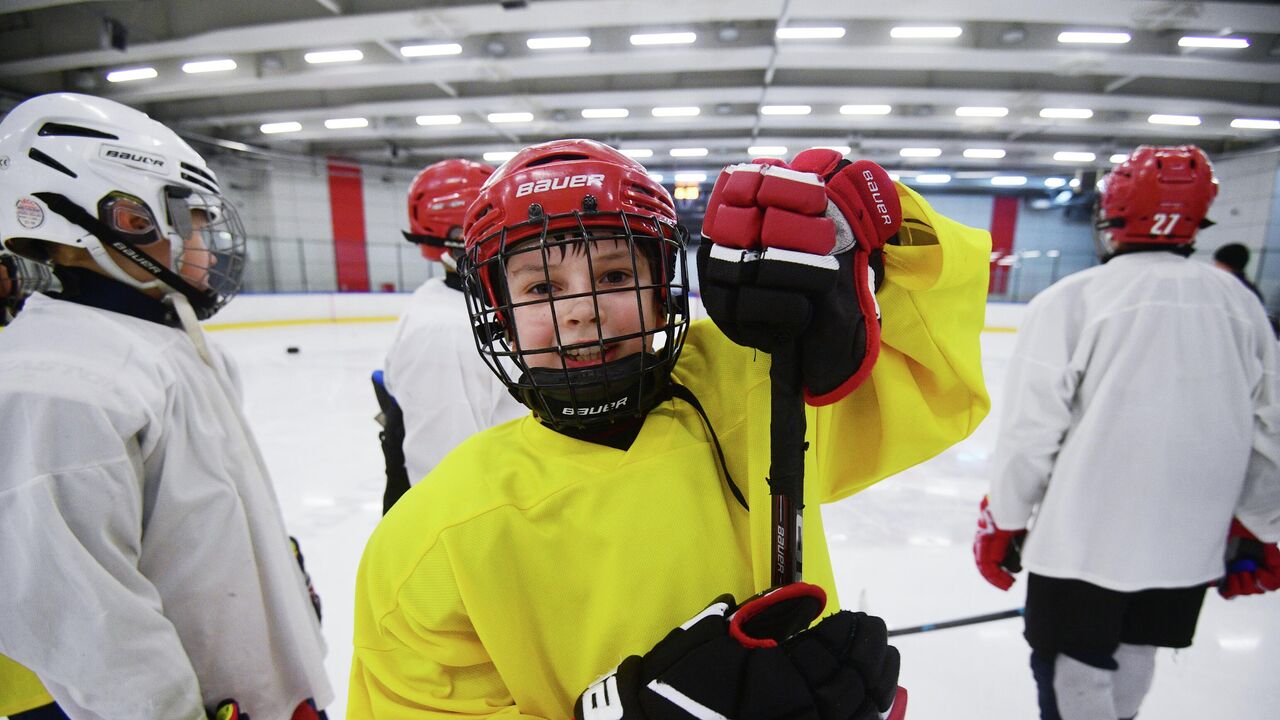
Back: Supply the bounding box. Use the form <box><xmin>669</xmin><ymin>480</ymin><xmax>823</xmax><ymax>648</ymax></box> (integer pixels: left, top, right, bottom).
<box><xmin>561</xmin><ymin>342</ymin><xmax>615</xmax><ymax>368</ymax></box>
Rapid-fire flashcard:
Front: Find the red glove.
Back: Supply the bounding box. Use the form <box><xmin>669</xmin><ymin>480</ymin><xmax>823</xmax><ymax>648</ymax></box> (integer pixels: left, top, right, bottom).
<box><xmin>699</xmin><ymin>149</ymin><xmax>902</xmax><ymax>404</ymax></box>
<box><xmin>973</xmin><ymin>496</ymin><xmax>1027</xmax><ymax>591</ymax></box>
<box><xmin>1219</xmin><ymin>518</ymin><xmax>1280</xmax><ymax>599</ymax></box>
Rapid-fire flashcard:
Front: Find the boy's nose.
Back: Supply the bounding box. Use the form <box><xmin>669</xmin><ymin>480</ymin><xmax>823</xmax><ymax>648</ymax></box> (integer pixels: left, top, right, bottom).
<box><xmin>559</xmin><ymin>292</ymin><xmax>600</xmax><ymax>326</ymax></box>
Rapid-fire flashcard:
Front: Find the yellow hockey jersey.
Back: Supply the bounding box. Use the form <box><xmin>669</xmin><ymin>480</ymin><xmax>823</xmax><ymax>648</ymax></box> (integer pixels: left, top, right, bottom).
<box><xmin>348</xmin><ymin>185</ymin><xmax>991</xmax><ymax>720</ymax></box>
<box><xmin>0</xmin><ymin>654</ymin><xmax>52</xmax><ymax>716</ymax></box>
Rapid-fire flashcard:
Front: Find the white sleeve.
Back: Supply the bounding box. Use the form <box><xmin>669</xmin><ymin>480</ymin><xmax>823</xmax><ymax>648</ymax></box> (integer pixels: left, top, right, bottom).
<box><xmin>987</xmin><ymin>295</ymin><xmax>1081</xmax><ymax>530</ymax></box>
<box><xmin>0</xmin><ymin>393</ymin><xmax>205</xmax><ymax>720</ymax></box>
<box><xmin>1236</xmin><ymin>323</ymin><xmax>1280</xmax><ymax>542</ymax></box>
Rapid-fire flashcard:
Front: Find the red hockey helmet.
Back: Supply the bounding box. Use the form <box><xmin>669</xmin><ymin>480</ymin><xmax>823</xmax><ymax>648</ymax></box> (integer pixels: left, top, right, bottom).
<box><xmin>459</xmin><ymin>139</ymin><xmax>689</xmax><ymax>430</ymax></box>
<box><xmin>1097</xmin><ymin>145</ymin><xmax>1218</xmax><ymax>251</ymax></box>
<box><xmin>405</xmin><ymin>158</ymin><xmax>493</xmax><ymax>261</ymax></box>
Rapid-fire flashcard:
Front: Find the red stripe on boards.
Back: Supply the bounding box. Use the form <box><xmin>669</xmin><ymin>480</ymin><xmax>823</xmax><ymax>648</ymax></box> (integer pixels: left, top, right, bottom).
<box><xmin>989</xmin><ymin>195</ymin><xmax>1019</xmax><ymax>295</ymax></box>
<box><xmin>327</xmin><ymin>159</ymin><xmax>370</xmax><ymax>292</ymax></box>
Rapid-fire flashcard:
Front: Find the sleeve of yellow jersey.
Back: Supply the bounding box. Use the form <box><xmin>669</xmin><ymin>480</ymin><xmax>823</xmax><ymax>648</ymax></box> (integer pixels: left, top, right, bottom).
<box><xmin>812</xmin><ymin>182</ymin><xmax>992</xmax><ymax>503</ymax></box>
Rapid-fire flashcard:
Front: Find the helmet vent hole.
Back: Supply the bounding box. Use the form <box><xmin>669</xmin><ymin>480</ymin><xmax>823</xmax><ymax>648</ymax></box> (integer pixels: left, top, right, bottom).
<box><xmin>525</xmin><ymin>152</ymin><xmax>591</xmax><ymax>167</ymax></box>
<box><xmin>37</xmin><ymin>122</ymin><xmax>118</xmax><ymax>140</ymax></box>
<box><xmin>28</xmin><ymin>148</ymin><xmax>78</xmax><ymax>178</ymax></box>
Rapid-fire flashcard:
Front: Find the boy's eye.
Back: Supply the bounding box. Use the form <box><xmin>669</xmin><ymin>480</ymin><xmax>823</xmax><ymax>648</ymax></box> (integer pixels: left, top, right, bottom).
<box><xmin>598</xmin><ymin>269</ymin><xmax>632</xmax><ymax>286</ymax></box>
<box><xmin>526</xmin><ymin>282</ymin><xmax>555</xmax><ymax>296</ymax></box>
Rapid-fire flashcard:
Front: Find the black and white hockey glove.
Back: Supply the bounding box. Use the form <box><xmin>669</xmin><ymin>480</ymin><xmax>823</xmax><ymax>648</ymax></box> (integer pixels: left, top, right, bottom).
<box><xmin>573</xmin><ymin>583</ymin><xmax>907</xmax><ymax>720</ymax></box>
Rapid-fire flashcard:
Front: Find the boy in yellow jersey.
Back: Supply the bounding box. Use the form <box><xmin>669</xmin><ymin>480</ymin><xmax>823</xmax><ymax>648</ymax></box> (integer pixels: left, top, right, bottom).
<box><xmin>349</xmin><ymin>140</ymin><xmax>992</xmax><ymax>719</ymax></box>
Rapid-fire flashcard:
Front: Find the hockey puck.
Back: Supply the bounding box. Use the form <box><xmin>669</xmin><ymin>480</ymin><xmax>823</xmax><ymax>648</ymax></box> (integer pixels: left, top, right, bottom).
<box><xmin>286</xmin><ymin>346</ymin><xmax>300</xmax><ymax>354</ymax></box>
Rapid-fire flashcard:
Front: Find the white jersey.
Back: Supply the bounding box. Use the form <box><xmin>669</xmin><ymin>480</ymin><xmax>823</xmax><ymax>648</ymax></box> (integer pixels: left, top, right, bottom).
<box><xmin>384</xmin><ymin>277</ymin><xmax>527</xmax><ymax>484</ymax></box>
<box><xmin>989</xmin><ymin>252</ymin><xmax>1280</xmax><ymax>591</ymax></box>
<box><xmin>0</xmin><ymin>294</ymin><xmax>332</xmax><ymax>720</ymax></box>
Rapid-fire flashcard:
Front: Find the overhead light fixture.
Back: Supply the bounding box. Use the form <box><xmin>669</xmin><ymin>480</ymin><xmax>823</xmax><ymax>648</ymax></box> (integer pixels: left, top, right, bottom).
<box><xmin>526</xmin><ymin>36</ymin><xmax>591</xmax><ymax>50</ymax></box>
<box><xmin>582</xmin><ymin>108</ymin><xmax>630</xmax><ymax>119</ymax></box>
<box><xmin>670</xmin><ymin>147</ymin><xmax>709</xmax><ymax>157</ymax></box>
<box><xmin>182</xmin><ymin>58</ymin><xmax>236</xmax><ymax>74</ymax></box>
<box><xmin>416</xmin><ymin>114</ymin><xmax>462</xmax><ymax>126</ymax></box>
<box><xmin>652</xmin><ymin>106</ymin><xmax>701</xmax><ymax>117</ymax></box>
<box><xmin>991</xmin><ymin>176</ymin><xmax>1028</xmax><ymax>186</ymax></box>
<box><xmin>260</xmin><ymin>121</ymin><xmax>302</xmax><ymax>134</ymax></box>
<box><xmin>813</xmin><ymin>145</ymin><xmax>852</xmax><ymax>155</ymax></box>
<box><xmin>900</xmin><ymin>147</ymin><xmax>943</xmax><ymax>158</ymax></box>
<box><xmin>1054</xmin><ymin>151</ymin><xmax>1096</xmax><ymax>162</ymax></box>
<box><xmin>620</xmin><ymin>148</ymin><xmax>654</xmax><ymax>158</ymax></box>
<box><xmin>776</xmin><ymin>27</ymin><xmax>846</xmax><ymax>40</ymax></box>
<box><xmin>1040</xmin><ymin>108</ymin><xmax>1094</xmax><ymax>119</ymax></box>
<box><xmin>400</xmin><ymin>42</ymin><xmax>463</xmax><ymax>57</ymax></box>
<box><xmin>324</xmin><ymin>117</ymin><xmax>368</xmax><ymax>129</ymax></box>
<box><xmin>648</xmin><ymin>172</ymin><xmax>665</xmax><ymax>183</ymax></box>
<box><xmin>106</xmin><ymin>67</ymin><xmax>157</xmax><ymax>82</ymax></box>
<box><xmin>1148</xmin><ymin>113</ymin><xmax>1201</xmax><ymax>126</ymax></box>
<box><xmin>964</xmin><ymin>148</ymin><xmax>1006</xmax><ymax>159</ymax></box>
<box><xmin>488</xmin><ymin>112</ymin><xmax>534</xmax><ymax>123</ymax></box>
<box><xmin>890</xmin><ymin>26</ymin><xmax>963</xmax><ymax>39</ymax></box>
<box><xmin>914</xmin><ymin>174</ymin><xmax>952</xmax><ymax>184</ymax></box>
<box><xmin>630</xmin><ymin>32</ymin><xmax>696</xmax><ymax>46</ymax></box>
<box><xmin>1069</xmin><ymin>178</ymin><xmax>1081</xmax><ymax>188</ymax></box>
<box><xmin>675</xmin><ymin>172</ymin><xmax>709</xmax><ymax>183</ymax></box>
<box><xmin>1231</xmin><ymin>118</ymin><xmax>1280</xmax><ymax>130</ymax></box>
<box><xmin>483</xmin><ymin>151</ymin><xmax>518</xmax><ymax>162</ymax></box>
<box><xmin>1044</xmin><ymin>177</ymin><xmax>1068</xmax><ymax>188</ymax></box>
<box><xmin>748</xmin><ymin>146</ymin><xmax>788</xmax><ymax>156</ymax></box>
<box><xmin>304</xmin><ymin>49</ymin><xmax>364</xmax><ymax>64</ymax></box>
<box><xmin>1057</xmin><ymin>31</ymin><xmax>1131</xmax><ymax>44</ymax></box>
<box><xmin>1109</xmin><ymin>153</ymin><xmax>1129</xmax><ymax>163</ymax></box>
<box><xmin>1178</xmin><ymin>36</ymin><xmax>1249</xmax><ymax>49</ymax></box>
<box><xmin>760</xmin><ymin>105</ymin><xmax>812</xmax><ymax>115</ymax></box>
<box><xmin>840</xmin><ymin>104</ymin><xmax>892</xmax><ymax>115</ymax></box>
<box><xmin>956</xmin><ymin>106</ymin><xmax>1009</xmax><ymax>117</ymax></box>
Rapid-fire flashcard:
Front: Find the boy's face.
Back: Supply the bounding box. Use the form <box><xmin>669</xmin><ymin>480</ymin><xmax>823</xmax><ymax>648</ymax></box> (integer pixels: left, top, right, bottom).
<box><xmin>107</xmin><ymin>197</ymin><xmax>216</xmax><ymax>290</ymax></box>
<box><xmin>503</xmin><ymin>237</ymin><xmax>664</xmax><ymax>369</ymax></box>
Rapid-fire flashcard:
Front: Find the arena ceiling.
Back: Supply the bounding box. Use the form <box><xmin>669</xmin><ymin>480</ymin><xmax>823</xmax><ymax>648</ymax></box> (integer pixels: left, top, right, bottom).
<box><xmin>1</xmin><ymin>0</ymin><xmax>1278</xmax><ymax>184</ymax></box>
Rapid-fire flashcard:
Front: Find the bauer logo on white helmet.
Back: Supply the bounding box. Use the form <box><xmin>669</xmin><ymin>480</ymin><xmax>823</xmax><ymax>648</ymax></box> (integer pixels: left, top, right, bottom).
<box><xmin>98</xmin><ymin>144</ymin><xmax>168</xmax><ymax>175</ymax></box>
<box><xmin>515</xmin><ymin>173</ymin><xmax>605</xmax><ymax>198</ymax></box>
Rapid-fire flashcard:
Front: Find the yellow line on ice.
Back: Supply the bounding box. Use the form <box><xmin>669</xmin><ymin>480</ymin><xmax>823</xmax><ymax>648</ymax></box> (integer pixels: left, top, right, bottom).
<box><xmin>202</xmin><ymin>315</ymin><xmax>400</xmax><ymax>332</ymax></box>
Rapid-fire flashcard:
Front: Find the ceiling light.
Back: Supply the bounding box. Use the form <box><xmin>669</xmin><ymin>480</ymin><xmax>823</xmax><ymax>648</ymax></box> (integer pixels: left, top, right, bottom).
<box><xmin>488</xmin><ymin>112</ymin><xmax>534</xmax><ymax>123</ymax></box>
<box><xmin>748</xmin><ymin>146</ymin><xmax>788</xmax><ymax>156</ymax></box>
<box><xmin>260</xmin><ymin>121</ymin><xmax>302</xmax><ymax>134</ymax></box>
<box><xmin>675</xmin><ymin>172</ymin><xmax>708</xmax><ymax>183</ymax></box>
<box><xmin>890</xmin><ymin>26</ymin><xmax>963</xmax><ymax>39</ymax></box>
<box><xmin>1179</xmin><ymin>36</ymin><xmax>1249</xmax><ymax>49</ymax></box>
<box><xmin>813</xmin><ymin>145</ymin><xmax>852</xmax><ymax>155</ymax></box>
<box><xmin>630</xmin><ymin>32</ymin><xmax>696</xmax><ymax>46</ymax></box>
<box><xmin>648</xmin><ymin>172</ymin><xmax>665</xmax><ymax>183</ymax></box>
<box><xmin>1044</xmin><ymin>177</ymin><xmax>1067</xmax><ymax>188</ymax></box>
<box><xmin>670</xmin><ymin>147</ymin><xmax>708</xmax><ymax>157</ymax></box>
<box><xmin>483</xmin><ymin>151</ymin><xmax>517</xmax><ymax>162</ymax></box>
<box><xmin>620</xmin><ymin>148</ymin><xmax>654</xmax><ymax>158</ymax></box>
<box><xmin>652</xmin><ymin>106</ymin><xmax>701</xmax><ymax>117</ymax></box>
<box><xmin>1054</xmin><ymin>151</ymin><xmax>1096</xmax><ymax>162</ymax></box>
<box><xmin>304</xmin><ymin>49</ymin><xmax>364</xmax><ymax>64</ymax></box>
<box><xmin>840</xmin><ymin>104</ymin><xmax>892</xmax><ymax>115</ymax></box>
<box><xmin>760</xmin><ymin>105</ymin><xmax>811</xmax><ymax>115</ymax></box>
<box><xmin>1000</xmin><ymin>26</ymin><xmax>1027</xmax><ymax>44</ymax></box>
<box><xmin>582</xmin><ymin>108</ymin><xmax>629</xmax><ymax>119</ymax></box>
<box><xmin>324</xmin><ymin>117</ymin><xmax>368</xmax><ymax>129</ymax></box>
<box><xmin>1148</xmin><ymin>113</ymin><xmax>1201</xmax><ymax>126</ymax></box>
<box><xmin>526</xmin><ymin>36</ymin><xmax>591</xmax><ymax>50</ymax></box>
<box><xmin>1231</xmin><ymin>118</ymin><xmax>1280</xmax><ymax>130</ymax></box>
<box><xmin>956</xmin><ymin>106</ymin><xmax>1009</xmax><ymax>118</ymax></box>
<box><xmin>914</xmin><ymin>174</ymin><xmax>952</xmax><ymax>184</ymax></box>
<box><xmin>1109</xmin><ymin>153</ymin><xmax>1129</xmax><ymax>163</ymax></box>
<box><xmin>776</xmin><ymin>27</ymin><xmax>846</xmax><ymax>40</ymax></box>
<box><xmin>1057</xmin><ymin>31</ymin><xmax>1131</xmax><ymax>44</ymax></box>
<box><xmin>900</xmin><ymin>147</ymin><xmax>942</xmax><ymax>158</ymax></box>
<box><xmin>964</xmin><ymin>148</ymin><xmax>1006</xmax><ymax>159</ymax></box>
<box><xmin>991</xmin><ymin>176</ymin><xmax>1028</xmax><ymax>186</ymax></box>
<box><xmin>106</xmin><ymin>67</ymin><xmax>157</xmax><ymax>82</ymax></box>
<box><xmin>416</xmin><ymin>114</ymin><xmax>462</xmax><ymax>126</ymax></box>
<box><xmin>400</xmin><ymin>43</ymin><xmax>463</xmax><ymax>57</ymax></box>
<box><xmin>1040</xmin><ymin>108</ymin><xmax>1094</xmax><ymax>119</ymax></box>
<box><xmin>1069</xmin><ymin>178</ymin><xmax>1081</xmax><ymax>188</ymax></box>
<box><xmin>181</xmin><ymin>59</ymin><xmax>236</xmax><ymax>74</ymax></box>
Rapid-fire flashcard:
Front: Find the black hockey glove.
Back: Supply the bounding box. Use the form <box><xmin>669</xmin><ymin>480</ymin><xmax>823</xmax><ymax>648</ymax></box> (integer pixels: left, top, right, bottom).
<box><xmin>699</xmin><ymin>150</ymin><xmax>902</xmax><ymax>405</ymax></box>
<box><xmin>290</xmin><ymin>536</ymin><xmax>322</xmax><ymax>623</ymax></box>
<box><xmin>573</xmin><ymin>583</ymin><xmax>907</xmax><ymax>720</ymax></box>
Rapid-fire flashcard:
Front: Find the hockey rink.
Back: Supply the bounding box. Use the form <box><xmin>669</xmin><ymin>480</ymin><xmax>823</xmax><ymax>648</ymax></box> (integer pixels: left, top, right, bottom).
<box><xmin>206</xmin><ymin>297</ymin><xmax>1280</xmax><ymax>720</ymax></box>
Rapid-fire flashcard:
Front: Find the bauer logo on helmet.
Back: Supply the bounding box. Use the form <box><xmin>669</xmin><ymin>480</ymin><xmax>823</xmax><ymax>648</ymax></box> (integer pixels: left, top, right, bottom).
<box><xmin>99</xmin><ymin>145</ymin><xmax>168</xmax><ymax>175</ymax></box>
<box><xmin>515</xmin><ymin>173</ymin><xmax>605</xmax><ymax>198</ymax></box>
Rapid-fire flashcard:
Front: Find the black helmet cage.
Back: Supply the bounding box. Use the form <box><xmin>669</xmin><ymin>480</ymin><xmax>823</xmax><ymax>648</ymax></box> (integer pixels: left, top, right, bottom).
<box><xmin>461</xmin><ymin>207</ymin><xmax>690</xmax><ymax>430</ymax></box>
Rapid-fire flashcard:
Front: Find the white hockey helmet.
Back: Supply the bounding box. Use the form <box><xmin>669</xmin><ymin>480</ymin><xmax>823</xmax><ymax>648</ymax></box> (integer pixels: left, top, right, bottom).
<box><xmin>0</xmin><ymin>93</ymin><xmax>246</xmax><ymax>319</ymax></box>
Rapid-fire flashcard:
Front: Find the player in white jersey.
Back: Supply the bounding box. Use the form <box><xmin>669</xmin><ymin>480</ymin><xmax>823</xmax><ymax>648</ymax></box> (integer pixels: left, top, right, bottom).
<box><xmin>973</xmin><ymin>145</ymin><xmax>1280</xmax><ymax>720</ymax></box>
<box><xmin>376</xmin><ymin>158</ymin><xmax>526</xmax><ymax>512</ymax></box>
<box><xmin>0</xmin><ymin>93</ymin><xmax>332</xmax><ymax>720</ymax></box>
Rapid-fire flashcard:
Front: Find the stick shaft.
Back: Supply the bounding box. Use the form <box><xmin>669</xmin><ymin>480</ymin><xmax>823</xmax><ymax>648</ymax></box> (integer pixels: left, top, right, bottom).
<box><xmin>769</xmin><ymin>344</ymin><xmax>806</xmax><ymax>586</ymax></box>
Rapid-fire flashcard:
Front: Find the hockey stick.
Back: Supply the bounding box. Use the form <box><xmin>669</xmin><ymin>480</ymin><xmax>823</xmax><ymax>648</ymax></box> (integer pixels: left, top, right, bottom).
<box><xmin>769</xmin><ymin>343</ymin><xmax>806</xmax><ymax>586</ymax></box>
<box><xmin>887</xmin><ymin>608</ymin><xmax>1024</xmax><ymax>638</ymax></box>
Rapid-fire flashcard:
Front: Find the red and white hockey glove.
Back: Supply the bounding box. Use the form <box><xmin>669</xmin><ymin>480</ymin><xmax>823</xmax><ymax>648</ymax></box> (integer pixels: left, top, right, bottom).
<box><xmin>973</xmin><ymin>496</ymin><xmax>1027</xmax><ymax>591</ymax></box>
<box><xmin>1219</xmin><ymin>518</ymin><xmax>1280</xmax><ymax>599</ymax></box>
<box><xmin>699</xmin><ymin>149</ymin><xmax>902</xmax><ymax>405</ymax></box>
<box><xmin>574</xmin><ymin>583</ymin><xmax>906</xmax><ymax>720</ymax></box>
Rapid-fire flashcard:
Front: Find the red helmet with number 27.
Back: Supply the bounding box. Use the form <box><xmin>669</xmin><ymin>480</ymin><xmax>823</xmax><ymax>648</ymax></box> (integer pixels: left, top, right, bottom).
<box><xmin>1097</xmin><ymin>145</ymin><xmax>1218</xmax><ymax>251</ymax></box>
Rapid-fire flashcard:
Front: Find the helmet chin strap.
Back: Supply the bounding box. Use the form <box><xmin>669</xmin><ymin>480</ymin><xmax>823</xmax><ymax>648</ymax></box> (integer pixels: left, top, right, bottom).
<box><xmin>83</xmin><ymin>234</ymin><xmax>167</xmax><ymax>294</ymax></box>
<box><xmin>166</xmin><ymin>292</ymin><xmax>215</xmax><ymax>367</ymax></box>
